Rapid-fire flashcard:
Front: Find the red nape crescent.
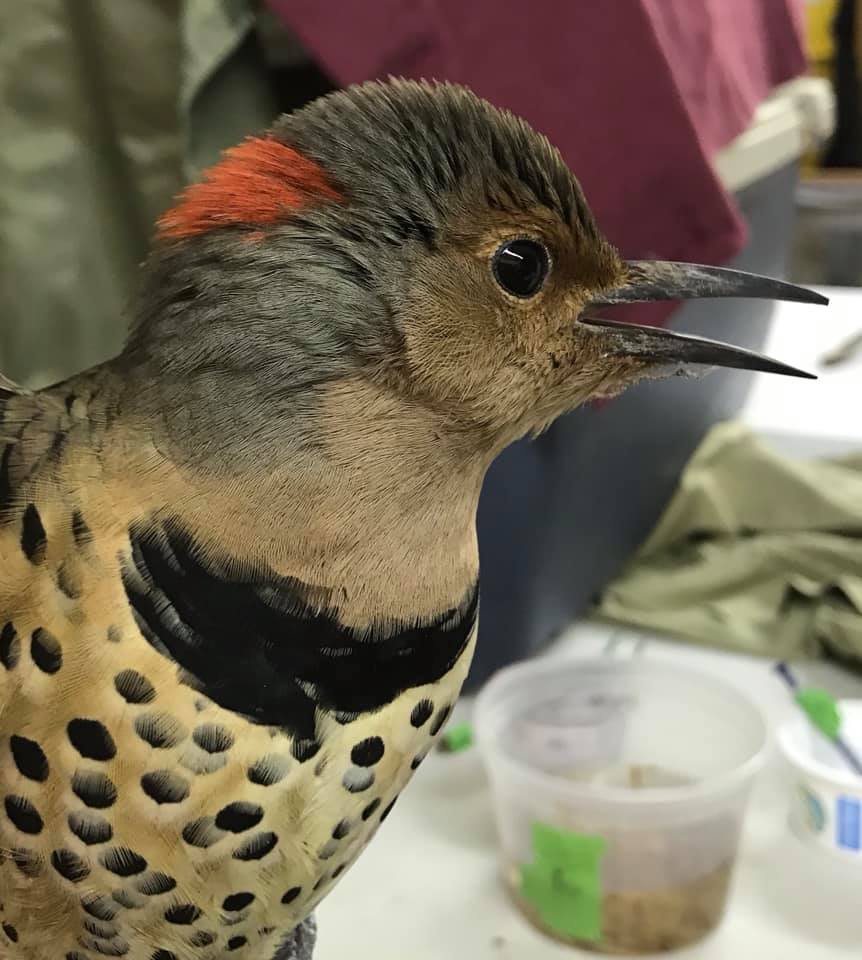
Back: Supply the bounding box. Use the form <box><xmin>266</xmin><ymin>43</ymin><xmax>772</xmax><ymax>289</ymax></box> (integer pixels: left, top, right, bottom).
<box><xmin>157</xmin><ymin>137</ymin><xmax>343</xmax><ymax>240</ymax></box>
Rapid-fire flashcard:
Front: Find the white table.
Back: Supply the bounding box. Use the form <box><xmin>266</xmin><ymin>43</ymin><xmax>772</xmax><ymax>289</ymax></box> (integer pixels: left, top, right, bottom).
<box><xmin>744</xmin><ymin>285</ymin><xmax>862</xmax><ymax>451</ymax></box>
<box><xmin>316</xmin><ymin>289</ymin><xmax>862</xmax><ymax>959</ymax></box>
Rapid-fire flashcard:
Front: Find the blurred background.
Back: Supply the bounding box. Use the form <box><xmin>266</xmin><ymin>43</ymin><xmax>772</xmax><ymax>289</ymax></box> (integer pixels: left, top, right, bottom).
<box><xmin>2</xmin><ymin>4</ymin><xmax>862</xmax><ymax>957</ymax></box>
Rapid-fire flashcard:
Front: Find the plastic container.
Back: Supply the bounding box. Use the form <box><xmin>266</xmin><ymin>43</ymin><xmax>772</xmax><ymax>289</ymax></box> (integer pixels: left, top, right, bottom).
<box><xmin>778</xmin><ymin>699</ymin><xmax>862</xmax><ymax>861</ymax></box>
<box><xmin>474</xmin><ymin>657</ymin><xmax>768</xmax><ymax>954</ymax></box>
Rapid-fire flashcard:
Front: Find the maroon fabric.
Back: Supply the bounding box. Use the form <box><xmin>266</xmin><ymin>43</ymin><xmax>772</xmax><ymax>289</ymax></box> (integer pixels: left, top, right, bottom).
<box><xmin>268</xmin><ymin>0</ymin><xmax>807</xmax><ymax>327</ymax></box>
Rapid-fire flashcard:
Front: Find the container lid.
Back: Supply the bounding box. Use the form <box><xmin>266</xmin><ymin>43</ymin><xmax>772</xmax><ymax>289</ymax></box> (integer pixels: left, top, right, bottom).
<box><xmin>778</xmin><ymin>699</ymin><xmax>862</xmax><ymax>789</ymax></box>
<box><xmin>475</xmin><ymin>656</ymin><xmax>769</xmax><ymax>813</ymax></box>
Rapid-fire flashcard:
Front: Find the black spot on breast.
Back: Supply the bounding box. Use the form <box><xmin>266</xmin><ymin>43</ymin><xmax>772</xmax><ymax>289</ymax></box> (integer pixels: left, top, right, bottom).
<box><xmin>83</xmin><ymin>935</ymin><xmax>129</xmax><ymax>956</ymax></box>
<box><xmin>83</xmin><ymin>918</ymin><xmax>119</xmax><ymax>939</ymax></box>
<box><xmin>68</xmin><ymin>952</ymin><xmax>89</xmax><ymax>960</ymax></box>
<box><xmin>81</xmin><ymin>895</ymin><xmax>118</xmax><ymax>921</ymax></box>
<box><xmin>361</xmin><ymin>798</ymin><xmax>381</xmax><ymax>821</ymax></box>
<box><xmin>136</xmin><ymin>871</ymin><xmax>176</xmax><ymax>896</ymax></box>
<box><xmin>30</xmin><ymin>627</ymin><xmax>62</xmax><ymax>673</ymax></box>
<box><xmin>68</xmin><ymin>719</ymin><xmax>117</xmax><ymax>761</ymax></box>
<box><xmin>11</xmin><ymin>847</ymin><xmax>42</xmax><ymax>876</ymax></box>
<box><xmin>232</xmin><ymin>831</ymin><xmax>278</xmax><ymax>861</ymax></box>
<box><xmin>227</xmin><ymin>936</ymin><xmax>247</xmax><ymax>951</ymax></box>
<box><xmin>190</xmin><ymin>931</ymin><xmax>216</xmax><ymax>948</ymax></box>
<box><xmin>281</xmin><ymin>886</ymin><xmax>302</xmax><ymax>905</ymax></box>
<box><xmin>72</xmin><ymin>510</ymin><xmax>93</xmax><ymax>547</ymax></box>
<box><xmin>342</xmin><ymin>767</ymin><xmax>374</xmax><ymax>793</ymax></box>
<box><xmin>112</xmin><ymin>890</ymin><xmax>144</xmax><ymax>910</ymax></box>
<box><xmin>247</xmin><ymin>753</ymin><xmax>290</xmax><ymax>786</ymax></box>
<box><xmin>332</xmin><ymin>863</ymin><xmax>346</xmax><ymax>879</ymax></box>
<box><xmin>106</xmin><ymin>625</ymin><xmax>122</xmax><ymax>643</ymax></box>
<box><xmin>222</xmin><ymin>891</ymin><xmax>254</xmax><ymax>911</ymax></box>
<box><xmin>151</xmin><ymin>953</ymin><xmax>176</xmax><ymax>960</ymax></box>
<box><xmin>380</xmin><ymin>797</ymin><xmax>398</xmax><ymax>822</ymax></box>
<box><xmin>317</xmin><ymin>839</ymin><xmax>338</xmax><ymax>860</ymax></box>
<box><xmin>21</xmin><ymin>504</ymin><xmax>47</xmax><ymax>564</ymax></box>
<box><xmin>291</xmin><ymin>738</ymin><xmax>320</xmax><ymax>763</ymax></box>
<box><xmin>411</xmin><ymin>751</ymin><xmax>428</xmax><ymax>770</ymax></box>
<box><xmin>134</xmin><ymin>713</ymin><xmax>186</xmax><ymax>749</ymax></box>
<box><xmin>192</xmin><ymin>723</ymin><xmax>233</xmax><ymax>753</ymax></box>
<box><xmin>57</xmin><ymin>561</ymin><xmax>82</xmax><ymax>599</ymax></box>
<box><xmin>51</xmin><ymin>847</ymin><xmax>90</xmax><ymax>882</ymax></box>
<box><xmin>215</xmin><ymin>801</ymin><xmax>263</xmax><ymax>833</ymax></box>
<box><xmin>350</xmin><ymin>737</ymin><xmax>384</xmax><ymax>767</ymax></box>
<box><xmin>332</xmin><ymin>819</ymin><xmax>351</xmax><ymax>839</ymax></box>
<box><xmin>10</xmin><ymin>734</ymin><xmax>49</xmax><ymax>781</ymax></box>
<box><xmin>179</xmin><ymin>745</ymin><xmax>227</xmax><ymax>776</ymax></box>
<box><xmin>123</xmin><ymin>521</ymin><xmax>477</xmax><ymax>741</ymax></box>
<box><xmin>165</xmin><ymin>903</ymin><xmax>202</xmax><ymax>924</ymax></box>
<box><xmin>114</xmin><ymin>669</ymin><xmax>156</xmax><ymax>704</ymax></box>
<box><xmin>410</xmin><ymin>699</ymin><xmax>434</xmax><ymax>728</ymax></box>
<box><xmin>68</xmin><ymin>810</ymin><xmax>113</xmax><ymax>844</ymax></box>
<box><xmin>430</xmin><ymin>704</ymin><xmax>452</xmax><ymax>737</ymax></box>
<box><xmin>2</xmin><ymin>923</ymin><xmax>18</xmax><ymax>943</ymax></box>
<box><xmin>71</xmin><ymin>771</ymin><xmax>117</xmax><ymax>809</ymax></box>
<box><xmin>100</xmin><ymin>847</ymin><xmax>147</xmax><ymax>877</ymax></box>
<box><xmin>4</xmin><ymin>794</ymin><xmax>43</xmax><ymax>833</ymax></box>
<box><xmin>182</xmin><ymin>816</ymin><xmax>223</xmax><ymax>849</ymax></box>
<box><xmin>141</xmin><ymin>770</ymin><xmax>190</xmax><ymax>805</ymax></box>
<box><xmin>0</xmin><ymin>622</ymin><xmax>20</xmax><ymax>669</ymax></box>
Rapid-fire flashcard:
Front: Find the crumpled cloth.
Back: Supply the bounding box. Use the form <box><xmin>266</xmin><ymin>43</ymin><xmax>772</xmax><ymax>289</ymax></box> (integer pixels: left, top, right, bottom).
<box><xmin>596</xmin><ymin>421</ymin><xmax>862</xmax><ymax>665</ymax></box>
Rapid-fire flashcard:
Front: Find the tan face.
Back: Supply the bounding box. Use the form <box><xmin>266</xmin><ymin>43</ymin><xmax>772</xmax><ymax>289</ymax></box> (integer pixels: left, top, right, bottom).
<box><xmin>391</xmin><ymin>201</ymin><xmax>644</xmax><ymax>439</ymax></box>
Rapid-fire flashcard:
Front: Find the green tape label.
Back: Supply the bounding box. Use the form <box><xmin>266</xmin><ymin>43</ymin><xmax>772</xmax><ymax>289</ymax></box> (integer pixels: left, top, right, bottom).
<box><xmin>520</xmin><ymin>822</ymin><xmax>606</xmax><ymax>942</ymax></box>
<box><xmin>795</xmin><ymin>688</ymin><xmax>841</xmax><ymax>740</ymax></box>
<box><xmin>441</xmin><ymin>722</ymin><xmax>473</xmax><ymax>753</ymax></box>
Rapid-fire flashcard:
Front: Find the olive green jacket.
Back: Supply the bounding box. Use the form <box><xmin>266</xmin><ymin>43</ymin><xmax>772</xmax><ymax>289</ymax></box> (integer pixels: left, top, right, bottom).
<box><xmin>0</xmin><ymin>0</ymin><xmax>282</xmax><ymax>386</ymax></box>
<box><xmin>598</xmin><ymin>422</ymin><xmax>862</xmax><ymax>667</ymax></box>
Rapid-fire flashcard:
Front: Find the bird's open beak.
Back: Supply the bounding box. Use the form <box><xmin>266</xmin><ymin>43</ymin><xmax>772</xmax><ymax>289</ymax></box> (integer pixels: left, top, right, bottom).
<box><xmin>583</xmin><ymin>260</ymin><xmax>828</xmax><ymax>379</ymax></box>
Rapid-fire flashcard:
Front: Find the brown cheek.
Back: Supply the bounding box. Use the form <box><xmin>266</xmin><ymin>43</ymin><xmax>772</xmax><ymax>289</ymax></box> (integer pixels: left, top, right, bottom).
<box><xmin>407</xmin><ymin>268</ymin><xmax>510</xmax><ymax>392</ymax></box>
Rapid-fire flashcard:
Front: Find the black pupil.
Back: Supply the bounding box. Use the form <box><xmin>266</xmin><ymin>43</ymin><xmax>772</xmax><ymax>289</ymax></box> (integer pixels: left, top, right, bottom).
<box><xmin>493</xmin><ymin>239</ymin><xmax>548</xmax><ymax>298</ymax></box>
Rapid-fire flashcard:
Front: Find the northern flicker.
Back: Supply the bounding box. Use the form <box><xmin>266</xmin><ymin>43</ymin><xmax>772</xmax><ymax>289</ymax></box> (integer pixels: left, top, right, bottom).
<box><xmin>0</xmin><ymin>79</ymin><xmax>826</xmax><ymax>960</ymax></box>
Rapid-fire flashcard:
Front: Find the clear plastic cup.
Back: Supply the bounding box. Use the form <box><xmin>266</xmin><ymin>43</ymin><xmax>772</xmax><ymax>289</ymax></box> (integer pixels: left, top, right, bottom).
<box><xmin>475</xmin><ymin>656</ymin><xmax>768</xmax><ymax>954</ymax></box>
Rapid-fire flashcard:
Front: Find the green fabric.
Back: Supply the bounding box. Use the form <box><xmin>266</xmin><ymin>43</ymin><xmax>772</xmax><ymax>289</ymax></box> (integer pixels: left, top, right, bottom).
<box><xmin>596</xmin><ymin>421</ymin><xmax>862</xmax><ymax>664</ymax></box>
<box><xmin>0</xmin><ymin>0</ymin><xmax>277</xmax><ymax>389</ymax></box>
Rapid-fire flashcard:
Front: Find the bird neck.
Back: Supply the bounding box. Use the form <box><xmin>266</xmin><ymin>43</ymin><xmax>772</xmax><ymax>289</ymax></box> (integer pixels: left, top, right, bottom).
<box><xmin>97</xmin><ymin>368</ymin><xmax>488</xmax><ymax>629</ymax></box>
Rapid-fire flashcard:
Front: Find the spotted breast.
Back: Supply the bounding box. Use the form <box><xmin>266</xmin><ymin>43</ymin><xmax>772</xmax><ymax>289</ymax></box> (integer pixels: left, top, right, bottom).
<box><xmin>0</xmin><ymin>388</ymin><xmax>478</xmax><ymax>960</ymax></box>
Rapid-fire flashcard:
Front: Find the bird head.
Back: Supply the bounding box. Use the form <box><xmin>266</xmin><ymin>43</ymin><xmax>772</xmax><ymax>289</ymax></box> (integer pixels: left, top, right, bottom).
<box><xmin>128</xmin><ymin>79</ymin><xmax>825</xmax><ymax>457</ymax></box>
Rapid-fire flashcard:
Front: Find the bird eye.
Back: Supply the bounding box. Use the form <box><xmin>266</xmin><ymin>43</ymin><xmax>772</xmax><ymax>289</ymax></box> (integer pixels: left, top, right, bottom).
<box><xmin>492</xmin><ymin>238</ymin><xmax>550</xmax><ymax>299</ymax></box>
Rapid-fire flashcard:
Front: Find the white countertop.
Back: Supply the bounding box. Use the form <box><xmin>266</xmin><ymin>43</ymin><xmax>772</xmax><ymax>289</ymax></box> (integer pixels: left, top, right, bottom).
<box><xmin>316</xmin><ymin>288</ymin><xmax>862</xmax><ymax>959</ymax></box>
<box><xmin>743</xmin><ymin>285</ymin><xmax>862</xmax><ymax>451</ymax></box>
